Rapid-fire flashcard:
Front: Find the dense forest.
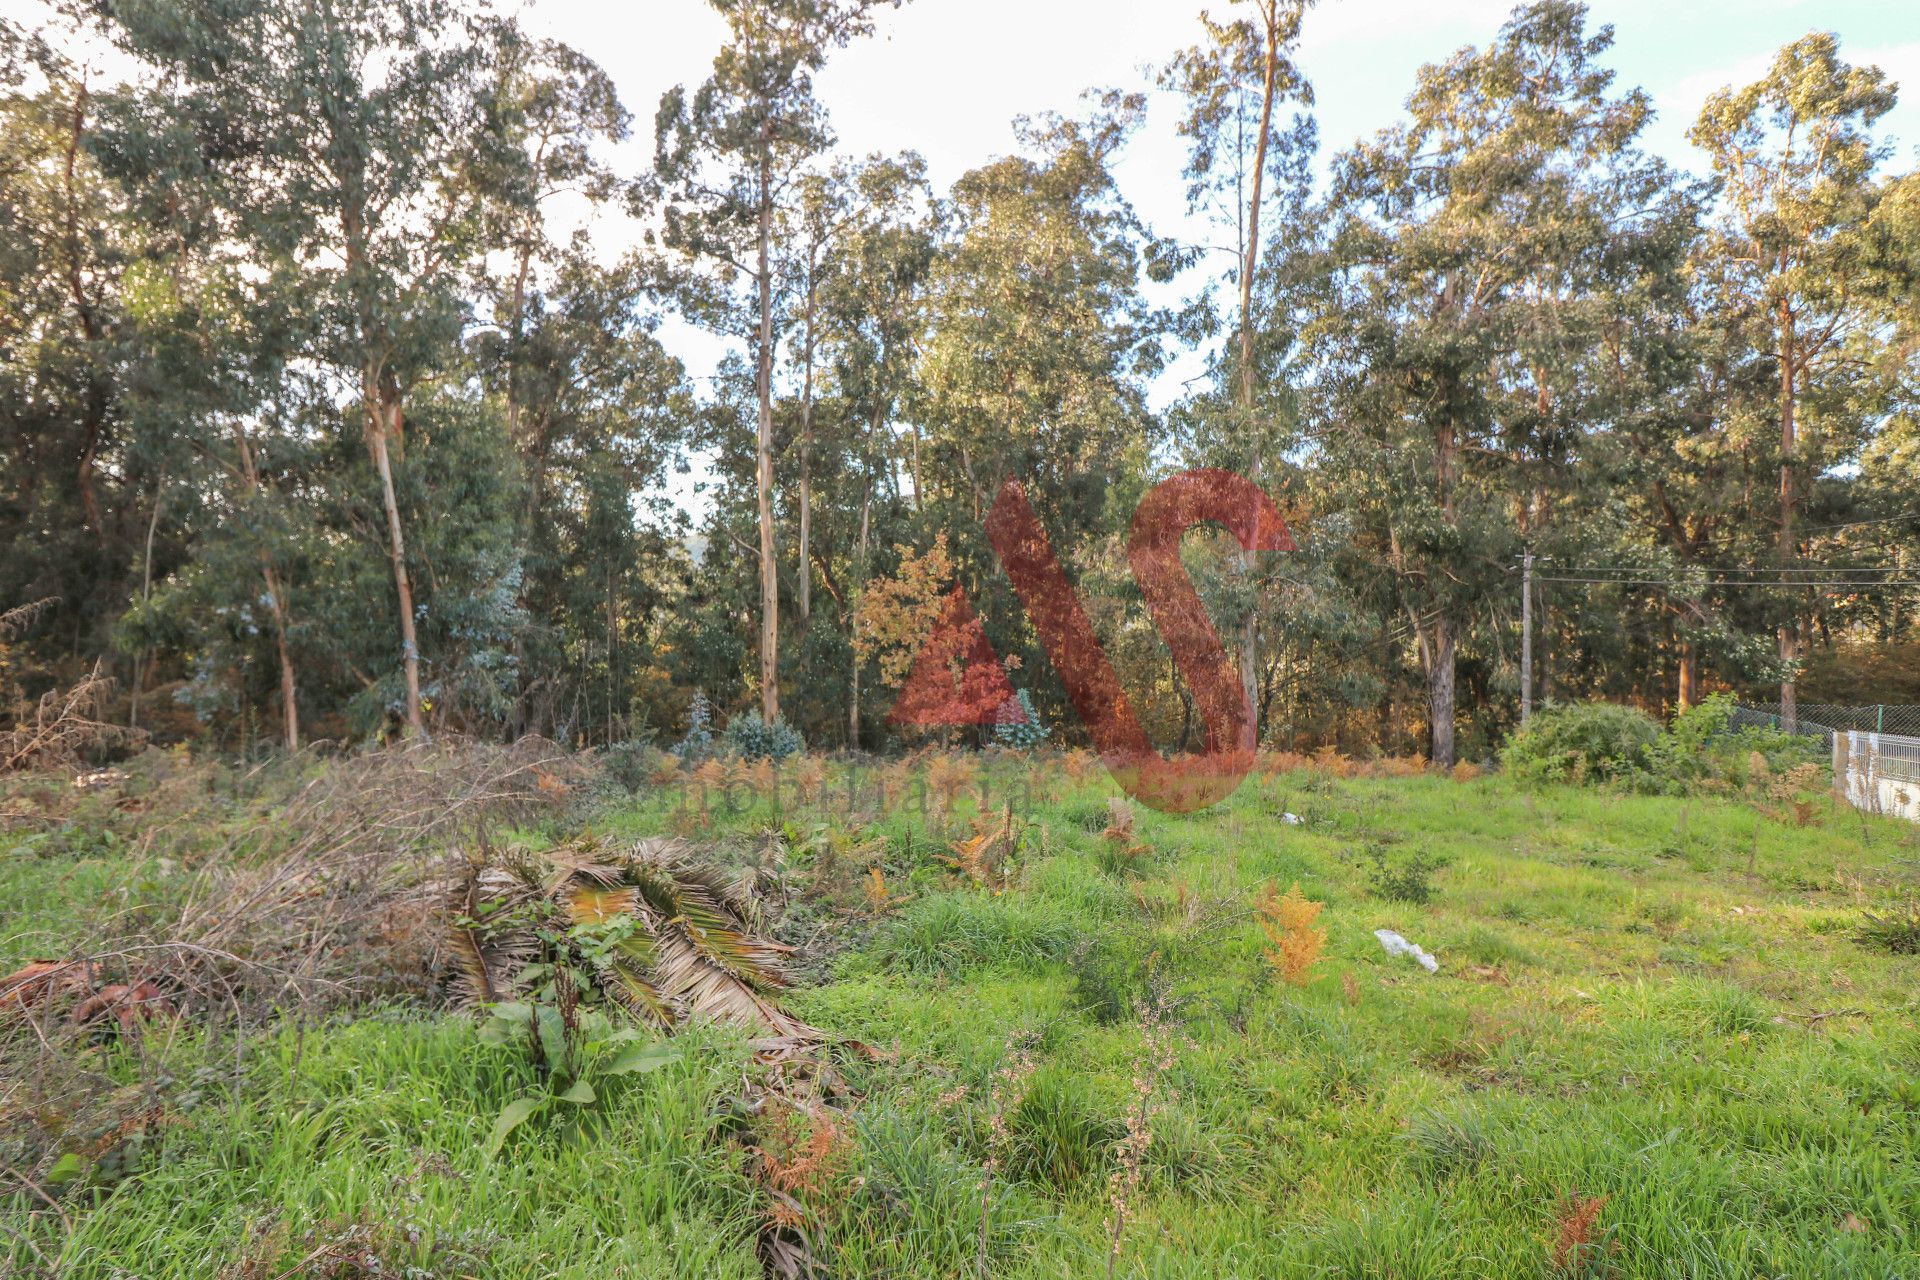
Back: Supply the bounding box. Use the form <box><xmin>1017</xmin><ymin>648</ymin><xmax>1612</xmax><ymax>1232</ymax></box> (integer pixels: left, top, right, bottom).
<box><xmin>2</xmin><ymin>0</ymin><xmax>1917</xmax><ymax>766</ymax></box>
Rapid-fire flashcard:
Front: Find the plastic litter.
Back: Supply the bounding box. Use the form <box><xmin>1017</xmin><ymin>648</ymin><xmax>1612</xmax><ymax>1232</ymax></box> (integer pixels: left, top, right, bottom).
<box><xmin>1373</xmin><ymin>928</ymin><xmax>1439</xmax><ymax>973</ymax></box>
<box><xmin>1280</xmin><ymin>812</ymin><xmax>1303</xmax><ymax>825</ymax></box>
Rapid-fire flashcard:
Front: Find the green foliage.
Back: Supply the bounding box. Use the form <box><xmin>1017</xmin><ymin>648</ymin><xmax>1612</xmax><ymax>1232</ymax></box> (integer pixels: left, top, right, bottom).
<box><xmin>718</xmin><ymin>711</ymin><xmax>804</xmax><ymax>761</ymax></box>
<box><xmin>1508</xmin><ymin>695</ymin><xmax>1827</xmax><ymax>795</ymax></box>
<box><xmin>1364</xmin><ymin>845</ymin><xmax>1440</xmax><ymax>905</ymax></box>
<box><xmin>1004</xmin><ymin>1069</ymin><xmax>1121</xmax><ymax>1190</ymax></box>
<box><xmin>992</xmin><ymin>689</ymin><xmax>1049</xmax><ymax>751</ymax></box>
<box><xmin>478</xmin><ymin>997</ymin><xmax>682</xmax><ymax>1155</ymax></box>
<box><xmin>1501</xmin><ymin>702</ymin><xmax>1664</xmax><ymax>787</ymax></box>
<box><xmin>1855</xmin><ymin>897</ymin><xmax>1920</xmax><ymax>955</ymax></box>
<box><xmin>12</xmin><ymin>758</ymin><xmax>1920</xmax><ymax>1277</ymax></box>
<box><xmin>875</xmin><ymin>892</ymin><xmax>1077</xmax><ymax>975</ymax></box>
<box><xmin>600</xmin><ymin>737</ymin><xmax>661</xmax><ymax>795</ymax></box>
<box><xmin>1065</xmin><ymin>937</ymin><xmax>1142</xmax><ymax>1025</ymax></box>
<box><xmin>1404</xmin><ymin>1105</ymin><xmax>1499</xmax><ymax>1181</ymax></box>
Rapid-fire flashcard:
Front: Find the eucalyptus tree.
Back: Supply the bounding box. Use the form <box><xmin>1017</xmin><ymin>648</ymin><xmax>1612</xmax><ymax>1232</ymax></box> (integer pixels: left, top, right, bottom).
<box><xmin>93</xmin><ymin>0</ymin><xmax>540</xmax><ymax>735</ymax></box>
<box><xmin>815</xmin><ymin>153</ymin><xmax>934</xmax><ymax>743</ymax></box>
<box><xmin>484</xmin><ymin>36</ymin><xmax>631</xmax><ymax>455</ymax></box>
<box><xmin>1161</xmin><ymin>0</ymin><xmax>1315</xmax><ymax>735</ymax></box>
<box><xmin>471</xmin><ymin>248</ymin><xmax>697</xmax><ymax>741</ymax></box>
<box><xmin>919</xmin><ymin>94</ymin><xmax>1168</xmax><ymax>540</ymax></box>
<box><xmin>0</xmin><ymin>21</ymin><xmax>141</xmax><ymax>674</ymax></box>
<box><xmin>1690</xmin><ymin>34</ymin><xmax>1902</xmax><ymax>722</ymax></box>
<box><xmin>651</xmin><ymin>0</ymin><xmax>904</xmax><ymax>724</ymax></box>
<box><xmin>1311</xmin><ymin>0</ymin><xmax>1665</xmax><ymax>764</ymax></box>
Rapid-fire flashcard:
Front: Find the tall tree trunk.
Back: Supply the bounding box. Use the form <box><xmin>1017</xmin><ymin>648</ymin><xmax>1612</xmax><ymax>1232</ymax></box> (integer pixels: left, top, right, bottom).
<box><xmin>365</xmin><ymin>372</ymin><xmax>424</xmax><ymax>734</ymax></box>
<box><xmin>60</xmin><ymin>74</ymin><xmax>107</xmax><ymax>541</ymax></box>
<box><xmin>1236</xmin><ymin>9</ymin><xmax>1284</xmax><ymax>745</ymax></box>
<box><xmin>909</xmin><ymin>427</ymin><xmax>924</xmax><ymax>512</ymax></box>
<box><xmin>1777</xmin><ymin>298</ymin><xmax>1798</xmax><ymax>725</ymax></box>
<box><xmin>797</xmin><ymin>270</ymin><xmax>818</xmax><ymax>625</ymax></box>
<box><xmin>1677</xmin><ymin>640</ymin><xmax>1697</xmax><ymax>711</ymax></box>
<box><xmin>850</xmin><ymin>476</ymin><xmax>871</xmax><ymax>749</ymax></box>
<box><xmin>755</xmin><ymin>154</ymin><xmax>780</xmax><ymax>723</ymax></box>
<box><xmin>233</xmin><ymin>426</ymin><xmax>300</xmax><ymax>751</ymax></box>
<box><xmin>1420</xmin><ymin>615</ymin><xmax>1457</xmax><ymax>767</ymax></box>
<box><xmin>1425</xmin><ymin>414</ymin><xmax>1460</xmax><ymax>766</ymax></box>
<box><xmin>130</xmin><ymin>477</ymin><xmax>165</xmax><ymax>732</ymax></box>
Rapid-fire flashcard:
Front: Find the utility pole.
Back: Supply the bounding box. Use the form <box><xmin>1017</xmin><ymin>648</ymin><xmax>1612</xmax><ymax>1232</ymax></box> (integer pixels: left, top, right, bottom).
<box><xmin>1520</xmin><ymin>552</ymin><xmax>1534</xmax><ymax>724</ymax></box>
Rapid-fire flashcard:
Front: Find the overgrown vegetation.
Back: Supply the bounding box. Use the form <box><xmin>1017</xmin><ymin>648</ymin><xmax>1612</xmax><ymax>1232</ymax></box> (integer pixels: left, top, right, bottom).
<box><xmin>5</xmin><ymin>746</ymin><xmax>1917</xmax><ymax>1278</ymax></box>
<box><xmin>1503</xmin><ymin>696</ymin><xmax>1827</xmax><ymax>796</ymax></box>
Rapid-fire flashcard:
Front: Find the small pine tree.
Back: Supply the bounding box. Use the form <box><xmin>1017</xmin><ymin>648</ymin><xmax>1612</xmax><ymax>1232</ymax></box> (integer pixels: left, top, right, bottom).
<box><xmin>673</xmin><ymin>690</ymin><xmax>715</xmax><ymax>760</ymax></box>
<box><xmin>993</xmin><ymin>688</ymin><xmax>1048</xmax><ymax>751</ymax></box>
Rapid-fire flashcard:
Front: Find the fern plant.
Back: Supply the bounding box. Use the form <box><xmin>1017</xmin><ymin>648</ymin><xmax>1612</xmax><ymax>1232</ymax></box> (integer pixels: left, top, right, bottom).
<box><xmin>1258</xmin><ymin>881</ymin><xmax>1326</xmax><ymax>986</ymax></box>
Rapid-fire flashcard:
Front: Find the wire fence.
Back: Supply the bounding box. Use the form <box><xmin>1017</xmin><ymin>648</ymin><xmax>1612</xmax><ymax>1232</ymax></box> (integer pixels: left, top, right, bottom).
<box><xmin>1729</xmin><ymin>705</ymin><xmax>1840</xmax><ymax>750</ymax></box>
<box><xmin>1739</xmin><ymin>702</ymin><xmax>1920</xmax><ymax>738</ymax></box>
<box><xmin>1713</xmin><ymin>703</ymin><xmax>1920</xmax><ymax>820</ymax></box>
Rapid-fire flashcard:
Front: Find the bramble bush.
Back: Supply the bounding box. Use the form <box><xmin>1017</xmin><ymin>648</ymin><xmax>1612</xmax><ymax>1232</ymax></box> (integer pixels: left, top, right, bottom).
<box><xmin>1504</xmin><ymin>694</ymin><xmax>1824</xmax><ymax>794</ymax></box>
<box><xmin>1501</xmin><ymin>702</ymin><xmax>1663</xmax><ymax>788</ymax></box>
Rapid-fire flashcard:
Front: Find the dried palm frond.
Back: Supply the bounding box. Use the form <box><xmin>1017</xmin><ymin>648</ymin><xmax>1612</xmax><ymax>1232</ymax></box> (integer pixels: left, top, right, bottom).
<box><xmin>450</xmin><ymin>837</ymin><xmax>822</xmax><ymax>1042</ymax></box>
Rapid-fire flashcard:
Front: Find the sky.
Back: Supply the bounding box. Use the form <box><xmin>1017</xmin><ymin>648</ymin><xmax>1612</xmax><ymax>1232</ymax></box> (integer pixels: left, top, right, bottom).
<box><xmin>500</xmin><ymin>0</ymin><xmax>1920</xmax><ymax>513</ymax></box>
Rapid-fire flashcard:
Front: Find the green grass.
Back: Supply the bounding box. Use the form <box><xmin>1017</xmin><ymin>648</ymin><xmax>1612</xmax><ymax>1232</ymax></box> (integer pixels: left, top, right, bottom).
<box><xmin>6</xmin><ymin>760</ymin><xmax>1920</xmax><ymax>1277</ymax></box>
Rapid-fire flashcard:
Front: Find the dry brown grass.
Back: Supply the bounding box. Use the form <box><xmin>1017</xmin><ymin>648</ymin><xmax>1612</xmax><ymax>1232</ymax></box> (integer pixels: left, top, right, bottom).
<box><xmin>1550</xmin><ymin>1191</ymin><xmax>1613</xmax><ymax>1276</ymax></box>
<box><xmin>1</xmin><ymin>737</ymin><xmax>590</xmax><ymax>1180</ymax></box>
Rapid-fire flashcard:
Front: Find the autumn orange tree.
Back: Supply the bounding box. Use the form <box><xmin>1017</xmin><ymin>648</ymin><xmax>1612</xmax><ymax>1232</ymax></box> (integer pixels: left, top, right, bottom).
<box><xmin>851</xmin><ymin>534</ymin><xmax>956</xmax><ymax>687</ymax></box>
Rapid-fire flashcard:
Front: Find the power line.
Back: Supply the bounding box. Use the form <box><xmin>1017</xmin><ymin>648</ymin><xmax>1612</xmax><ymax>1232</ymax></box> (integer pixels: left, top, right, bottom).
<box><xmin>1540</xmin><ymin>563</ymin><xmax>1916</xmax><ymax>576</ymax></box>
<box><xmin>1533</xmin><ymin>576</ymin><xmax>1920</xmax><ymax>589</ymax></box>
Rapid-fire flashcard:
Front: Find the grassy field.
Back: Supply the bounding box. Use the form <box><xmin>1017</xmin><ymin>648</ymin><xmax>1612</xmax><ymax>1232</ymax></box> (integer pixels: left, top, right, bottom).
<box><xmin>4</xmin><ymin>753</ymin><xmax>1919</xmax><ymax>1278</ymax></box>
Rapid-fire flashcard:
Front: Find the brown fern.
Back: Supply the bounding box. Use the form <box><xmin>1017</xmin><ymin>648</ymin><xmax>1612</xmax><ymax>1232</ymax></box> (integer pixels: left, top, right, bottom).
<box><xmin>1258</xmin><ymin>881</ymin><xmax>1327</xmax><ymax>987</ymax></box>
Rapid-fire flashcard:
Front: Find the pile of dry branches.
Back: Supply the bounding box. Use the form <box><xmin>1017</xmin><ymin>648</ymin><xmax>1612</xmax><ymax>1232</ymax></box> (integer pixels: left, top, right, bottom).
<box><xmin>1</xmin><ymin>600</ymin><xmax>146</xmax><ymax>775</ymax></box>
<box><xmin>0</xmin><ymin>664</ymin><xmax>145</xmax><ymax>775</ymax></box>
<box><xmin>0</xmin><ymin>736</ymin><xmax>594</xmax><ymax>1189</ymax></box>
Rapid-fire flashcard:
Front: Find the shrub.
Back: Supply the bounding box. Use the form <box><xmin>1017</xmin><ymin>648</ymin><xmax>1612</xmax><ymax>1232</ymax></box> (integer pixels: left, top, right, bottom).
<box><xmin>1516</xmin><ymin>694</ymin><xmax>1828</xmax><ymax>796</ymax></box>
<box><xmin>720</xmin><ymin>711</ymin><xmax>804</xmax><ymax>762</ymax></box>
<box><xmin>1366</xmin><ymin>846</ymin><xmax>1440</xmax><ymax>905</ymax></box>
<box><xmin>600</xmin><ymin>737</ymin><xmax>661</xmax><ymax>794</ymax></box>
<box><xmin>1501</xmin><ymin>702</ymin><xmax>1662</xmax><ymax>788</ymax></box>
<box><xmin>992</xmin><ymin>688</ymin><xmax>1049</xmax><ymax>751</ymax></box>
<box><xmin>1650</xmin><ymin>693</ymin><xmax>1824</xmax><ymax>791</ymax></box>
<box><xmin>1856</xmin><ymin>898</ymin><xmax>1920</xmax><ymax>955</ymax></box>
